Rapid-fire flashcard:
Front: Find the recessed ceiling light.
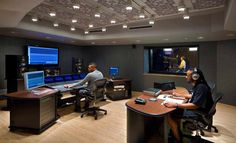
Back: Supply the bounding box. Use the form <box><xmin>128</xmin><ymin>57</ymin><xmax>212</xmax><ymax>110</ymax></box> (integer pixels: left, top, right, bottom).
<box><xmin>110</xmin><ymin>19</ymin><xmax>116</xmax><ymax>24</ymax></box>
<box><xmin>95</xmin><ymin>13</ymin><xmax>101</xmax><ymax>18</ymax></box>
<box><xmin>139</xmin><ymin>13</ymin><xmax>145</xmax><ymax>18</ymax></box>
<box><xmin>32</xmin><ymin>17</ymin><xmax>38</xmax><ymax>22</ymax></box>
<box><xmin>11</xmin><ymin>31</ymin><xmax>15</xmax><ymax>34</ymax></box>
<box><xmin>46</xmin><ymin>37</ymin><xmax>51</xmax><ymax>39</ymax></box>
<box><xmin>85</xmin><ymin>30</ymin><xmax>89</xmax><ymax>34</ymax></box>
<box><xmin>184</xmin><ymin>37</ymin><xmax>188</xmax><ymax>40</ymax></box>
<box><xmin>178</xmin><ymin>7</ymin><xmax>185</xmax><ymax>12</ymax></box>
<box><xmin>71</xmin><ymin>27</ymin><xmax>76</xmax><ymax>31</ymax></box>
<box><xmin>72</xmin><ymin>19</ymin><xmax>77</xmax><ymax>23</ymax></box>
<box><xmin>164</xmin><ymin>38</ymin><xmax>169</xmax><ymax>41</ymax></box>
<box><xmin>91</xmin><ymin>42</ymin><xmax>95</xmax><ymax>45</ymax></box>
<box><xmin>49</xmin><ymin>12</ymin><xmax>56</xmax><ymax>17</ymax></box>
<box><xmin>89</xmin><ymin>24</ymin><xmax>93</xmax><ymax>28</ymax></box>
<box><xmin>189</xmin><ymin>47</ymin><xmax>198</xmax><ymax>51</ymax></box>
<box><xmin>149</xmin><ymin>19</ymin><xmax>155</xmax><ymax>25</ymax></box>
<box><xmin>163</xmin><ymin>48</ymin><xmax>172</xmax><ymax>52</ymax></box>
<box><xmin>53</xmin><ymin>22</ymin><xmax>59</xmax><ymax>27</ymax></box>
<box><xmin>71</xmin><ymin>40</ymin><xmax>75</xmax><ymax>43</ymax></box>
<box><xmin>136</xmin><ymin>40</ymin><xmax>140</xmax><ymax>43</ymax></box>
<box><xmin>102</xmin><ymin>27</ymin><xmax>106</xmax><ymax>32</ymax></box>
<box><xmin>73</xmin><ymin>4</ymin><xmax>80</xmax><ymax>9</ymax></box>
<box><xmin>197</xmin><ymin>36</ymin><xmax>204</xmax><ymax>39</ymax></box>
<box><xmin>112</xmin><ymin>41</ymin><xmax>116</xmax><ymax>44</ymax></box>
<box><xmin>126</xmin><ymin>6</ymin><xmax>132</xmax><ymax>11</ymax></box>
<box><xmin>123</xmin><ymin>24</ymin><xmax>128</xmax><ymax>28</ymax></box>
<box><xmin>183</xmin><ymin>14</ymin><xmax>190</xmax><ymax>20</ymax></box>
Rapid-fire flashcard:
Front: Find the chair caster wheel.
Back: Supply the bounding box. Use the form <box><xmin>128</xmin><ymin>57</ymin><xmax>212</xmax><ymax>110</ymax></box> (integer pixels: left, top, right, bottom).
<box><xmin>95</xmin><ymin>116</ymin><xmax>97</xmax><ymax>120</ymax></box>
<box><xmin>104</xmin><ymin>112</ymin><xmax>107</xmax><ymax>115</ymax></box>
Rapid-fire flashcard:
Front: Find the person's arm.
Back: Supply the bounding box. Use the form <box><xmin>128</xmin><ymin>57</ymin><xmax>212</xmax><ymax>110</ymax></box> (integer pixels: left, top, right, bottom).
<box><xmin>64</xmin><ymin>74</ymin><xmax>91</xmax><ymax>88</ymax></box>
<box><xmin>173</xmin><ymin>90</ymin><xmax>192</xmax><ymax>99</ymax></box>
<box><xmin>164</xmin><ymin>102</ymin><xmax>199</xmax><ymax>109</ymax></box>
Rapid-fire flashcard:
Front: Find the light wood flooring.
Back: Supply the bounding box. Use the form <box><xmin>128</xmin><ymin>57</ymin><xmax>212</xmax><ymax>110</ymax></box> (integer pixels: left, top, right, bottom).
<box><xmin>0</xmin><ymin>92</ymin><xmax>236</xmax><ymax>143</ymax></box>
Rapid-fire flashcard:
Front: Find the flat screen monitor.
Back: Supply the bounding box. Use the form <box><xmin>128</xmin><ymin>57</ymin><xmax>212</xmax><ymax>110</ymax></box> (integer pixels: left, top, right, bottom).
<box><xmin>24</xmin><ymin>71</ymin><xmax>45</xmax><ymax>90</ymax></box>
<box><xmin>72</xmin><ymin>74</ymin><xmax>80</xmax><ymax>80</ymax></box>
<box><xmin>54</xmin><ymin>76</ymin><xmax>64</xmax><ymax>82</ymax></box>
<box><xmin>64</xmin><ymin>75</ymin><xmax>73</xmax><ymax>81</ymax></box>
<box><xmin>44</xmin><ymin>76</ymin><xmax>54</xmax><ymax>84</ymax></box>
<box><xmin>109</xmin><ymin>67</ymin><xmax>119</xmax><ymax>77</ymax></box>
<box><xmin>27</xmin><ymin>46</ymin><xmax>58</xmax><ymax>65</ymax></box>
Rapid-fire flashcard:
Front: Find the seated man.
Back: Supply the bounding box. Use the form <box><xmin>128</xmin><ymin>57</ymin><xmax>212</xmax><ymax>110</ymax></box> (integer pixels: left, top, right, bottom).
<box><xmin>64</xmin><ymin>63</ymin><xmax>104</xmax><ymax>110</ymax></box>
<box><xmin>163</xmin><ymin>68</ymin><xmax>213</xmax><ymax>142</ymax></box>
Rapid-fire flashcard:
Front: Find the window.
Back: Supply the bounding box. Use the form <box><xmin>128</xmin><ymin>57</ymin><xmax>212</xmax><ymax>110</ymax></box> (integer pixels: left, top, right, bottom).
<box><xmin>146</xmin><ymin>46</ymin><xmax>199</xmax><ymax>75</ymax></box>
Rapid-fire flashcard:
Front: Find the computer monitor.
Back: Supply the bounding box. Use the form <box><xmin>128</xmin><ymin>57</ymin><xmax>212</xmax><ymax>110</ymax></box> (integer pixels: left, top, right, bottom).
<box><xmin>109</xmin><ymin>67</ymin><xmax>119</xmax><ymax>78</ymax></box>
<box><xmin>24</xmin><ymin>71</ymin><xmax>45</xmax><ymax>90</ymax></box>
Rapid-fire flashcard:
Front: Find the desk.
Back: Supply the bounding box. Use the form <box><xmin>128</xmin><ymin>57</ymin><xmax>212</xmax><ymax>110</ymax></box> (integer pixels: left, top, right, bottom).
<box><xmin>6</xmin><ymin>87</ymin><xmax>59</xmax><ymax>134</ymax></box>
<box><xmin>126</xmin><ymin>87</ymin><xmax>188</xmax><ymax>143</ymax></box>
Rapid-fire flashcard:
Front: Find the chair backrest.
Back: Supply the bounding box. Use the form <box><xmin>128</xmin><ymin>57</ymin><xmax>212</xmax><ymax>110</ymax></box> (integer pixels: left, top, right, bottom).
<box><xmin>208</xmin><ymin>93</ymin><xmax>223</xmax><ymax>116</ymax></box>
<box><xmin>93</xmin><ymin>78</ymin><xmax>107</xmax><ymax>101</ymax></box>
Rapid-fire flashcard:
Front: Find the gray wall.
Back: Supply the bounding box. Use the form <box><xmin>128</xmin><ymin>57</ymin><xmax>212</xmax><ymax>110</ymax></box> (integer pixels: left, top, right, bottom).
<box><xmin>0</xmin><ymin>35</ymin><xmax>236</xmax><ymax>105</ymax></box>
<box><xmin>217</xmin><ymin>40</ymin><xmax>236</xmax><ymax>105</ymax></box>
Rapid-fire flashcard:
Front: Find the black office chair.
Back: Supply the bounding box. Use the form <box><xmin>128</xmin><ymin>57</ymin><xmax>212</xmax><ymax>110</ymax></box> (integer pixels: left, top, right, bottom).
<box><xmin>183</xmin><ymin>92</ymin><xmax>223</xmax><ymax>136</ymax></box>
<box><xmin>80</xmin><ymin>78</ymin><xmax>107</xmax><ymax>120</ymax></box>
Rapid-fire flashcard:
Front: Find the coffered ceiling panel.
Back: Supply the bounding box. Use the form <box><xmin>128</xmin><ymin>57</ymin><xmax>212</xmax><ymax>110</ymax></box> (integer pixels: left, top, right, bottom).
<box><xmin>192</xmin><ymin>0</ymin><xmax>225</xmax><ymax>9</ymax></box>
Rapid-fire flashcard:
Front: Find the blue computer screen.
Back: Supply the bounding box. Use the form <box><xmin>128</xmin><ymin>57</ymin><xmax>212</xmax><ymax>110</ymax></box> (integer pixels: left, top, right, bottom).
<box><xmin>109</xmin><ymin>67</ymin><xmax>119</xmax><ymax>77</ymax></box>
<box><xmin>28</xmin><ymin>46</ymin><xmax>58</xmax><ymax>65</ymax></box>
<box><xmin>24</xmin><ymin>71</ymin><xmax>45</xmax><ymax>90</ymax></box>
<box><xmin>72</xmin><ymin>74</ymin><xmax>80</xmax><ymax>80</ymax></box>
<box><xmin>54</xmin><ymin>76</ymin><xmax>64</xmax><ymax>82</ymax></box>
<box><xmin>44</xmin><ymin>76</ymin><xmax>54</xmax><ymax>84</ymax></box>
<box><xmin>64</xmin><ymin>75</ymin><xmax>73</xmax><ymax>81</ymax></box>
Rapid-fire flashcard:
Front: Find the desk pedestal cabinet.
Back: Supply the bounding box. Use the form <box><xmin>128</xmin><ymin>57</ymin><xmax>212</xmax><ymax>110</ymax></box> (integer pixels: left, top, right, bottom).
<box><xmin>7</xmin><ymin>88</ymin><xmax>58</xmax><ymax>134</ymax></box>
<box><xmin>106</xmin><ymin>78</ymin><xmax>132</xmax><ymax>100</ymax></box>
<box><xmin>127</xmin><ymin>107</ymin><xmax>168</xmax><ymax>143</ymax></box>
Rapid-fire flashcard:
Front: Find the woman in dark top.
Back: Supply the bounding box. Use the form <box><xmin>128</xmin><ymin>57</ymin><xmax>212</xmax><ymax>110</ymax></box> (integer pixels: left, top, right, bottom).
<box><xmin>163</xmin><ymin>68</ymin><xmax>213</xmax><ymax>142</ymax></box>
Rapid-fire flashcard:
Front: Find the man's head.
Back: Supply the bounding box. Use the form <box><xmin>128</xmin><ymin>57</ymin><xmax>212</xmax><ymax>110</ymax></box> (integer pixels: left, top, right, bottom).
<box><xmin>88</xmin><ymin>63</ymin><xmax>97</xmax><ymax>72</ymax></box>
<box><xmin>181</xmin><ymin>56</ymin><xmax>185</xmax><ymax>61</ymax></box>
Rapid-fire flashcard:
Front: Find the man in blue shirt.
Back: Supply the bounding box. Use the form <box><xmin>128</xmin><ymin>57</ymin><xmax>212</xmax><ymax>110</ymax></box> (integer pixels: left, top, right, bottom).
<box><xmin>64</xmin><ymin>63</ymin><xmax>104</xmax><ymax>110</ymax></box>
<box><xmin>164</xmin><ymin>68</ymin><xmax>213</xmax><ymax>142</ymax></box>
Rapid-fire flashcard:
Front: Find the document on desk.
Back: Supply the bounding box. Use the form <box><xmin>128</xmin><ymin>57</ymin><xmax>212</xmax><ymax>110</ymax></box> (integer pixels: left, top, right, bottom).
<box><xmin>157</xmin><ymin>94</ymin><xmax>185</xmax><ymax>104</ymax></box>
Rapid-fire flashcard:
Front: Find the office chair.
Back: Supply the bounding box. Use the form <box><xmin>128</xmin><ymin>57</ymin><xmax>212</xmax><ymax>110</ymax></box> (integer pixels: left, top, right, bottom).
<box><xmin>183</xmin><ymin>92</ymin><xmax>223</xmax><ymax>136</ymax></box>
<box><xmin>80</xmin><ymin>78</ymin><xmax>107</xmax><ymax>120</ymax></box>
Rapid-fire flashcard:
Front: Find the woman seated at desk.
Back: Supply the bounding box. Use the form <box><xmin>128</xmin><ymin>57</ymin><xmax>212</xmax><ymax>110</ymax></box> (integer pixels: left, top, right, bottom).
<box><xmin>162</xmin><ymin>68</ymin><xmax>213</xmax><ymax>143</ymax></box>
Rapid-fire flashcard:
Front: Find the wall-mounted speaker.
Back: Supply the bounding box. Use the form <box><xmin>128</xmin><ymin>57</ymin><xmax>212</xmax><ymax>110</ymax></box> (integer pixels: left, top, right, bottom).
<box><xmin>44</xmin><ymin>67</ymin><xmax>60</xmax><ymax>77</ymax></box>
<box><xmin>5</xmin><ymin>55</ymin><xmax>27</xmax><ymax>79</ymax></box>
<box><xmin>72</xmin><ymin>58</ymin><xmax>84</xmax><ymax>74</ymax></box>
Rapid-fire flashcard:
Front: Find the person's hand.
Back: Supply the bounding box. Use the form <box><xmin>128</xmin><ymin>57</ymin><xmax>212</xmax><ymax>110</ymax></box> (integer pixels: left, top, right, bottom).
<box><xmin>163</xmin><ymin>102</ymin><xmax>177</xmax><ymax>108</ymax></box>
<box><xmin>64</xmin><ymin>84</ymin><xmax>73</xmax><ymax>88</ymax></box>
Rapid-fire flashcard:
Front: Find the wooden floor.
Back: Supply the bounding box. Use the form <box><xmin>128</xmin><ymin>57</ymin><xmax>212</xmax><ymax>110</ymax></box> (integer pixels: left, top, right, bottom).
<box><xmin>0</xmin><ymin>92</ymin><xmax>236</xmax><ymax>143</ymax></box>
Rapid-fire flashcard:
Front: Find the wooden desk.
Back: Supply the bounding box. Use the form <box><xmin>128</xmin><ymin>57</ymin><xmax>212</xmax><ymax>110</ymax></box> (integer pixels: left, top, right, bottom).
<box><xmin>6</xmin><ymin>87</ymin><xmax>59</xmax><ymax>134</ymax></box>
<box><xmin>126</xmin><ymin>87</ymin><xmax>188</xmax><ymax>143</ymax></box>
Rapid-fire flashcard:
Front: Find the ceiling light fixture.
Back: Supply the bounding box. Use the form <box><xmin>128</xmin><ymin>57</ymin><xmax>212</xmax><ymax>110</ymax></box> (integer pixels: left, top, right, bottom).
<box><xmin>183</xmin><ymin>8</ymin><xmax>190</xmax><ymax>20</ymax></box>
<box><xmin>32</xmin><ymin>17</ymin><xmax>38</xmax><ymax>22</ymax></box>
<box><xmin>72</xmin><ymin>19</ymin><xmax>77</xmax><ymax>23</ymax></box>
<box><xmin>189</xmin><ymin>47</ymin><xmax>198</xmax><ymax>51</ymax></box>
<box><xmin>89</xmin><ymin>24</ymin><xmax>93</xmax><ymax>28</ymax></box>
<box><xmin>95</xmin><ymin>13</ymin><xmax>101</xmax><ymax>18</ymax></box>
<box><xmin>102</xmin><ymin>27</ymin><xmax>106</xmax><ymax>32</ymax></box>
<box><xmin>85</xmin><ymin>30</ymin><xmax>89</xmax><ymax>34</ymax></box>
<box><xmin>126</xmin><ymin>0</ymin><xmax>133</xmax><ymax>11</ymax></box>
<box><xmin>94</xmin><ymin>6</ymin><xmax>101</xmax><ymax>18</ymax></box>
<box><xmin>197</xmin><ymin>36</ymin><xmax>204</xmax><ymax>39</ymax></box>
<box><xmin>73</xmin><ymin>4</ymin><xmax>80</xmax><ymax>9</ymax></box>
<box><xmin>163</xmin><ymin>48</ymin><xmax>172</xmax><ymax>51</ymax></box>
<box><xmin>149</xmin><ymin>15</ymin><xmax>155</xmax><ymax>25</ymax></box>
<box><xmin>177</xmin><ymin>0</ymin><xmax>185</xmax><ymax>12</ymax></box>
<box><xmin>53</xmin><ymin>22</ymin><xmax>59</xmax><ymax>27</ymax></box>
<box><xmin>49</xmin><ymin>12</ymin><xmax>56</xmax><ymax>17</ymax></box>
<box><xmin>123</xmin><ymin>24</ymin><xmax>128</xmax><ymax>28</ymax></box>
<box><xmin>139</xmin><ymin>7</ymin><xmax>145</xmax><ymax>18</ymax></box>
<box><xmin>110</xmin><ymin>19</ymin><xmax>116</xmax><ymax>24</ymax></box>
<box><xmin>71</xmin><ymin>27</ymin><xmax>76</xmax><ymax>31</ymax></box>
